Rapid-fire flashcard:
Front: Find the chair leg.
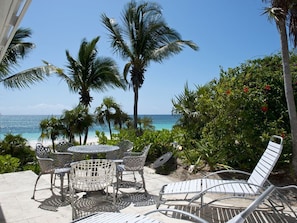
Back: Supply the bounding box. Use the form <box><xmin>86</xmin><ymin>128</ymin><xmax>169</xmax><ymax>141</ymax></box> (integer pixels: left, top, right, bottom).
<box><xmin>67</xmin><ymin>172</ymin><xmax>70</xmax><ymax>191</ymax></box>
<box><xmin>59</xmin><ymin>173</ymin><xmax>65</xmax><ymax>202</ymax></box>
<box><xmin>50</xmin><ymin>173</ymin><xmax>54</xmax><ymax>190</ymax></box>
<box><xmin>133</xmin><ymin>171</ymin><xmax>137</xmax><ymax>183</ymax></box>
<box><xmin>116</xmin><ymin>170</ymin><xmax>121</xmax><ymax>197</ymax></box>
<box><xmin>31</xmin><ymin>173</ymin><xmax>42</xmax><ymax>199</ymax></box>
<box><xmin>139</xmin><ymin>170</ymin><xmax>147</xmax><ymax>195</ymax></box>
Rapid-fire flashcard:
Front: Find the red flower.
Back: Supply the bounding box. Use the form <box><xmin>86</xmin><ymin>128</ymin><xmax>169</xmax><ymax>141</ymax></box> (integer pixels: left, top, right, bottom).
<box><xmin>264</xmin><ymin>85</ymin><xmax>271</xmax><ymax>91</ymax></box>
<box><xmin>243</xmin><ymin>87</ymin><xmax>249</xmax><ymax>93</ymax></box>
<box><xmin>261</xmin><ymin>106</ymin><xmax>268</xmax><ymax>112</ymax></box>
<box><xmin>281</xmin><ymin>133</ymin><xmax>285</xmax><ymax>139</ymax></box>
<box><xmin>226</xmin><ymin>89</ymin><xmax>231</xmax><ymax>95</ymax></box>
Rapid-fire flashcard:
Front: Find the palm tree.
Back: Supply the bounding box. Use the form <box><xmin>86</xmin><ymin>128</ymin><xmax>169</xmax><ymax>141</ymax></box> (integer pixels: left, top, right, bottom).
<box><xmin>0</xmin><ymin>28</ymin><xmax>52</xmax><ymax>89</ymax></box>
<box><xmin>262</xmin><ymin>1</ymin><xmax>297</xmax><ymax>177</ymax></box>
<box><xmin>94</xmin><ymin>96</ymin><xmax>121</xmax><ymax>139</ymax></box>
<box><xmin>52</xmin><ymin>36</ymin><xmax>125</xmax><ymax>143</ymax></box>
<box><xmin>113</xmin><ymin>107</ymin><xmax>131</xmax><ymax>130</ymax></box>
<box><xmin>137</xmin><ymin>116</ymin><xmax>154</xmax><ymax>134</ymax></box>
<box><xmin>39</xmin><ymin>116</ymin><xmax>63</xmax><ymax>151</ymax></box>
<box><xmin>61</xmin><ymin>105</ymin><xmax>93</xmax><ymax>145</ymax></box>
<box><xmin>55</xmin><ymin>36</ymin><xmax>125</xmax><ymax>107</ymax></box>
<box><xmin>101</xmin><ymin>0</ymin><xmax>198</xmax><ymax>130</ymax></box>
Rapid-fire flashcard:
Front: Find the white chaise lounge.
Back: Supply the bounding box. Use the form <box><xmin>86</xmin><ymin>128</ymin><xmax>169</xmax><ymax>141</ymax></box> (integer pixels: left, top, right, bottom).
<box><xmin>157</xmin><ymin>135</ymin><xmax>283</xmax><ymax>209</ymax></box>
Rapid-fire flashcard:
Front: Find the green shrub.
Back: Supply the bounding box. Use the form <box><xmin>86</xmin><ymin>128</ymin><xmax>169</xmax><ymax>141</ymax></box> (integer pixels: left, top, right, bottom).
<box><xmin>0</xmin><ymin>155</ymin><xmax>20</xmax><ymax>173</ymax></box>
<box><xmin>172</xmin><ymin>53</ymin><xmax>295</xmax><ymax>171</ymax></box>
<box><xmin>0</xmin><ymin>134</ymin><xmax>35</xmax><ymax>171</ymax></box>
<box><xmin>102</xmin><ymin>128</ymin><xmax>180</xmax><ymax>174</ymax></box>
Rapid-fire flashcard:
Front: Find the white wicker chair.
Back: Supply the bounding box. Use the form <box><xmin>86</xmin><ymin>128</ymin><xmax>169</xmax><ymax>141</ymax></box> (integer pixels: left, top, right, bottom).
<box><xmin>55</xmin><ymin>141</ymin><xmax>85</xmax><ymax>161</ymax></box>
<box><xmin>116</xmin><ymin>144</ymin><xmax>151</xmax><ymax>196</ymax></box>
<box><xmin>32</xmin><ymin>143</ymin><xmax>71</xmax><ymax>201</ymax></box>
<box><xmin>55</xmin><ymin>141</ymin><xmax>74</xmax><ymax>152</ymax></box>
<box><xmin>106</xmin><ymin>140</ymin><xmax>133</xmax><ymax>160</ymax></box>
<box><xmin>69</xmin><ymin>159</ymin><xmax>116</xmax><ymax>204</ymax></box>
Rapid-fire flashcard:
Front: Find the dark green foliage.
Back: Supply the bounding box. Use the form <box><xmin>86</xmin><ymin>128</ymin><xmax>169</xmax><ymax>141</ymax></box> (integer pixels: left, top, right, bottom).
<box><xmin>105</xmin><ymin>128</ymin><xmax>178</xmax><ymax>174</ymax></box>
<box><xmin>0</xmin><ymin>134</ymin><xmax>35</xmax><ymax>170</ymax></box>
<box><xmin>172</xmin><ymin>53</ymin><xmax>297</xmax><ymax>171</ymax></box>
<box><xmin>0</xmin><ymin>134</ymin><xmax>35</xmax><ymax>171</ymax></box>
<box><xmin>0</xmin><ymin>155</ymin><xmax>20</xmax><ymax>173</ymax></box>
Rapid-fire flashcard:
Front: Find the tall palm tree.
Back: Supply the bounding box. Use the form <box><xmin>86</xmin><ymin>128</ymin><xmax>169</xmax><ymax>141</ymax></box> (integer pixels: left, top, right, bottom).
<box><xmin>101</xmin><ymin>0</ymin><xmax>198</xmax><ymax>130</ymax></box>
<box><xmin>0</xmin><ymin>28</ymin><xmax>52</xmax><ymax>89</ymax></box>
<box><xmin>55</xmin><ymin>36</ymin><xmax>125</xmax><ymax>107</ymax></box>
<box><xmin>53</xmin><ymin>36</ymin><xmax>125</xmax><ymax>143</ymax></box>
<box><xmin>262</xmin><ymin>0</ymin><xmax>297</xmax><ymax>177</ymax></box>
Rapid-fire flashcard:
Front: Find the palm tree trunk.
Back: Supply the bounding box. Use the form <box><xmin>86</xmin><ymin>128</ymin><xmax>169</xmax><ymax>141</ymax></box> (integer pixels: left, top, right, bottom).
<box><xmin>51</xmin><ymin>137</ymin><xmax>55</xmax><ymax>152</ymax></box>
<box><xmin>108</xmin><ymin>121</ymin><xmax>113</xmax><ymax>139</ymax></box>
<box><xmin>133</xmin><ymin>85</ymin><xmax>139</xmax><ymax>130</ymax></box>
<box><xmin>83</xmin><ymin>127</ymin><xmax>89</xmax><ymax>145</ymax></box>
<box><xmin>278</xmin><ymin>19</ymin><xmax>297</xmax><ymax>178</ymax></box>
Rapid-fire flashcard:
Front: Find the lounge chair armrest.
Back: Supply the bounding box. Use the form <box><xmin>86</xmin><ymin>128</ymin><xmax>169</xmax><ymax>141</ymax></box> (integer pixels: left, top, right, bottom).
<box><xmin>188</xmin><ymin>181</ymin><xmax>267</xmax><ymax>205</ymax></box>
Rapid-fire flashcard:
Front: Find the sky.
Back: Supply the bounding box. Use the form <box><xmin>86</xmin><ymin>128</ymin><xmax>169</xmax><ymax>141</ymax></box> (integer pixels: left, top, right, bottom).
<box><xmin>0</xmin><ymin>0</ymin><xmax>286</xmax><ymax>115</ymax></box>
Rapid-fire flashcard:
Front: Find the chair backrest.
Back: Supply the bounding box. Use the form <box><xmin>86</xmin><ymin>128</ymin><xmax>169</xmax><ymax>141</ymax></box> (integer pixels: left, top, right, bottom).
<box><xmin>123</xmin><ymin>144</ymin><xmax>151</xmax><ymax>171</ymax></box>
<box><xmin>56</xmin><ymin>141</ymin><xmax>73</xmax><ymax>152</ymax></box>
<box><xmin>141</xmin><ymin>144</ymin><xmax>151</xmax><ymax>159</ymax></box>
<box><xmin>53</xmin><ymin>152</ymin><xmax>73</xmax><ymax>168</ymax></box>
<box><xmin>70</xmin><ymin>159</ymin><xmax>116</xmax><ymax>192</ymax></box>
<box><xmin>247</xmin><ymin>135</ymin><xmax>283</xmax><ymax>188</ymax></box>
<box><xmin>35</xmin><ymin>143</ymin><xmax>55</xmax><ymax>173</ymax></box>
<box><xmin>35</xmin><ymin>143</ymin><xmax>52</xmax><ymax>158</ymax></box>
<box><xmin>106</xmin><ymin>140</ymin><xmax>133</xmax><ymax>160</ymax></box>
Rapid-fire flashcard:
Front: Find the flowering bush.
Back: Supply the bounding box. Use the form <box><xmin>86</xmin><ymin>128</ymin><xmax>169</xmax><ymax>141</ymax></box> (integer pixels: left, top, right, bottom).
<box><xmin>172</xmin><ymin>53</ymin><xmax>296</xmax><ymax>171</ymax></box>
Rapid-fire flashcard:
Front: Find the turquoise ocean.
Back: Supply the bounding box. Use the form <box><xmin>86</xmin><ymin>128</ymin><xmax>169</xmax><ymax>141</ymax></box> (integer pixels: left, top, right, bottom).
<box><xmin>0</xmin><ymin>114</ymin><xmax>179</xmax><ymax>146</ymax></box>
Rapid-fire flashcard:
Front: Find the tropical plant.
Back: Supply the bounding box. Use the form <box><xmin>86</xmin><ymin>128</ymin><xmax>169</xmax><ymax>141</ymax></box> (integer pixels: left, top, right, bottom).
<box><xmin>0</xmin><ymin>155</ymin><xmax>19</xmax><ymax>173</ymax></box>
<box><xmin>113</xmin><ymin>107</ymin><xmax>131</xmax><ymax>130</ymax></box>
<box><xmin>0</xmin><ymin>133</ymin><xmax>34</xmax><ymax>169</ymax></box>
<box><xmin>54</xmin><ymin>36</ymin><xmax>125</xmax><ymax>107</ymax></box>
<box><xmin>0</xmin><ymin>28</ymin><xmax>52</xmax><ymax>89</ymax></box>
<box><xmin>101</xmin><ymin>0</ymin><xmax>198</xmax><ymax>130</ymax></box>
<box><xmin>137</xmin><ymin>116</ymin><xmax>155</xmax><ymax>133</ymax></box>
<box><xmin>173</xmin><ymin>53</ymin><xmax>295</xmax><ymax>171</ymax></box>
<box><xmin>94</xmin><ymin>96</ymin><xmax>121</xmax><ymax>139</ymax></box>
<box><xmin>39</xmin><ymin>116</ymin><xmax>63</xmax><ymax>150</ymax></box>
<box><xmin>262</xmin><ymin>0</ymin><xmax>297</xmax><ymax>176</ymax></box>
<box><xmin>60</xmin><ymin>105</ymin><xmax>94</xmax><ymax>145</ymax></box>
<box><xmin>51</xmin><ymin>36</ymin><xmax>125</xmax><ymax>143</ymax></box>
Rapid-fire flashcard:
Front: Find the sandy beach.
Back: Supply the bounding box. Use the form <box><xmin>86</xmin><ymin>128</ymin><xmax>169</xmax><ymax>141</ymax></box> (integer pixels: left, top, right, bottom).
<box><xmin>27</xmin><ymin>136</ymin><xmax>99</xmax><ymax>148</ymax></box>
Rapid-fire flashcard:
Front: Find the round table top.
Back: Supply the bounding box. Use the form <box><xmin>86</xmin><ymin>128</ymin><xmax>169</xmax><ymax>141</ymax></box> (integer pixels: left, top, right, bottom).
<box><xmin>68</xmin><ymin>144</ymin><xmax>119</xmax><ymax>154</ymax></box>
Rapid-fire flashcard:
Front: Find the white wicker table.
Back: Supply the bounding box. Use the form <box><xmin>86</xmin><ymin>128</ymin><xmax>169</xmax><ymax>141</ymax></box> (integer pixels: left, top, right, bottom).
<box><xmin>68</xmin><ymin>144</ymin><xmax>119</xmax><ymax>158</ymax></box>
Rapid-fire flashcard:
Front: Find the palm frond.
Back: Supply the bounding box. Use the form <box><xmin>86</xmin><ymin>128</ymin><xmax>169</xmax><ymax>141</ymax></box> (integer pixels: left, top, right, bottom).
<box><xmin>1</xmin><ymin>65</ymin><xmax>52</xmax><ymax>88</ymax></box>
